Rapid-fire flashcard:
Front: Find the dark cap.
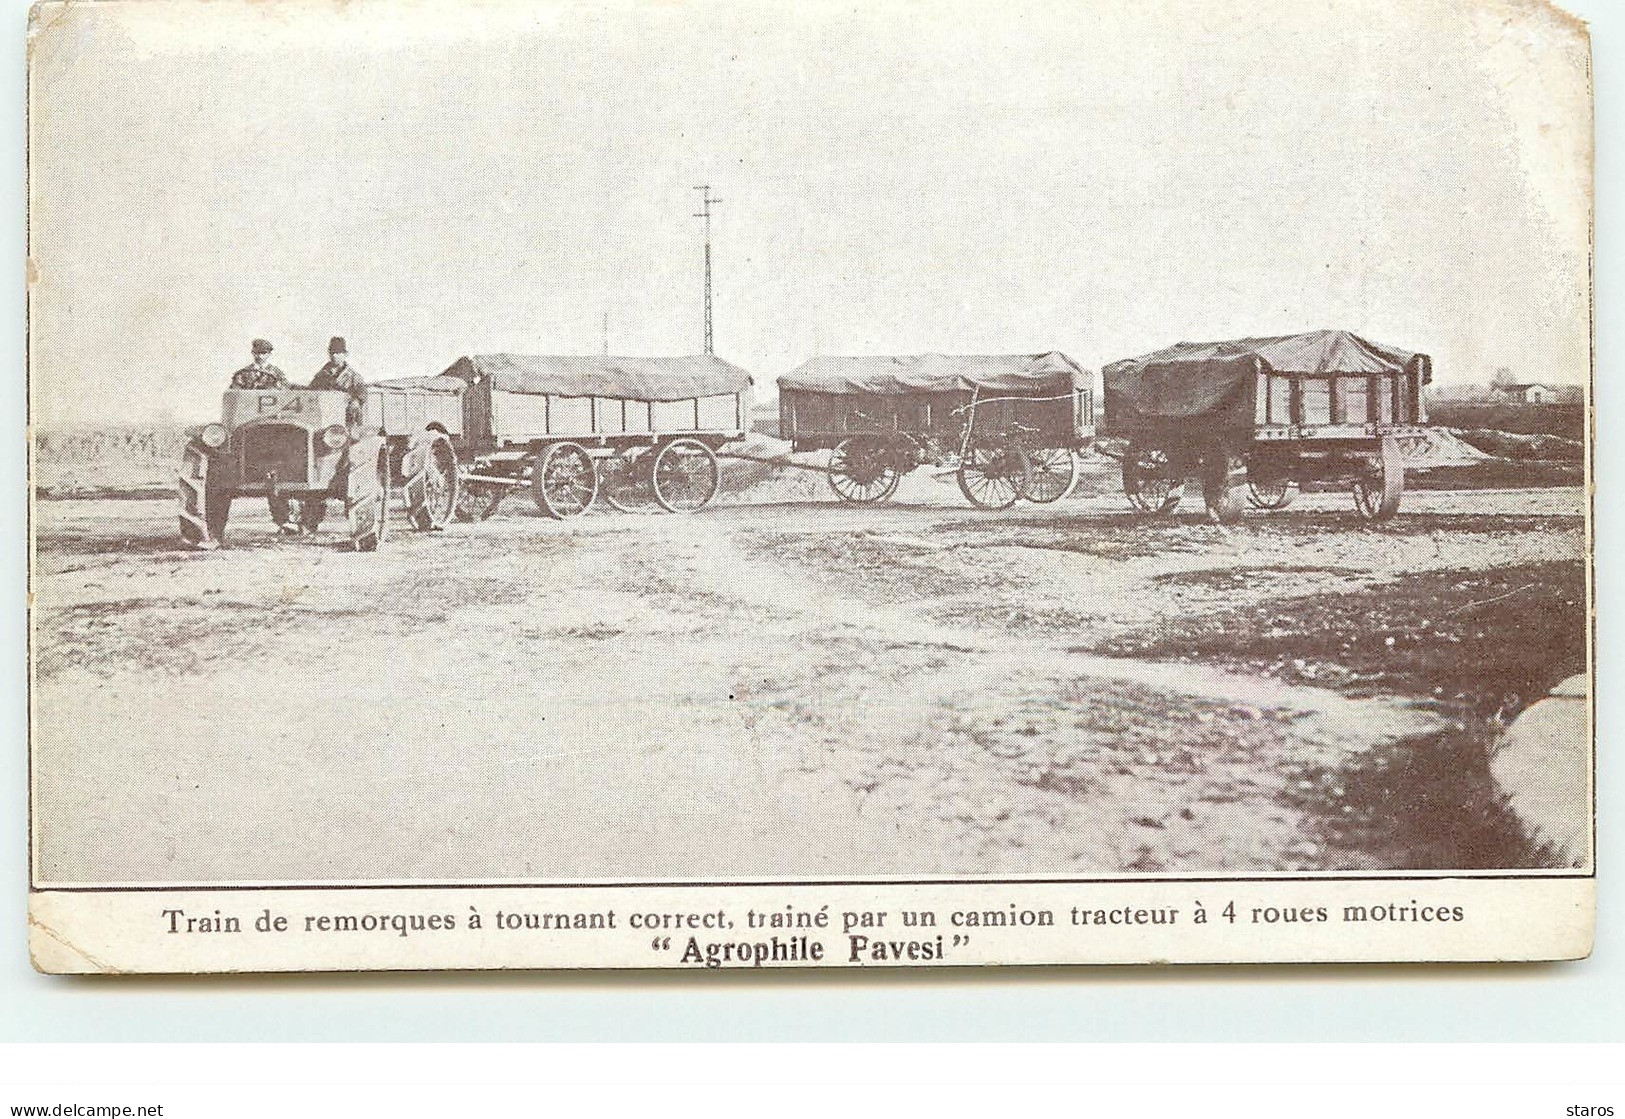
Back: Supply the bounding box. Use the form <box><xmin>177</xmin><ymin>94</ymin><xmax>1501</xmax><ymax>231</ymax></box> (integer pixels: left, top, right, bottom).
<box><xmin>251</xmin><ymin>338</ymin><xmax>273</xmax><ymax>355</ymax></box>
<box><xmin>328</xmin><ymin>336</ymin><xmax>347</xmax><ymax>355</ymax></box>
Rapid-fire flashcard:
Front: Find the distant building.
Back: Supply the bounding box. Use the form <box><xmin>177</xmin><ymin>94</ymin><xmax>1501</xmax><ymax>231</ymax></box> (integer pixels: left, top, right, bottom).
<box><xmin>1495</xmin><ymin>382</ymin><xmax>1557</xmax><ymax>404</ymax></box>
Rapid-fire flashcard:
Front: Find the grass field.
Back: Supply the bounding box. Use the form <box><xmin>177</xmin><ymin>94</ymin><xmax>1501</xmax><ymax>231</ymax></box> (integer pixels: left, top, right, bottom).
<box><xmin>1427</xmin><ymin>401</ymin><xmax>1584</xmax><ymax>439</ymax></box>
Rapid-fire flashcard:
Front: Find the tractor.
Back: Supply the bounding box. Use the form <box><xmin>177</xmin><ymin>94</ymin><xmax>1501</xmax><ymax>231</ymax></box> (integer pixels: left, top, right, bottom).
<box><xmin>178</xmin><ymin>387</ymin><xmax>460</xmax><ymax>551</ymax></box>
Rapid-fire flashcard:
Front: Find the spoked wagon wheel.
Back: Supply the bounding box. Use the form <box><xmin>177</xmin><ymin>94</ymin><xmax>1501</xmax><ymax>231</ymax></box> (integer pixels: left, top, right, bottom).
<box><xmin>405</xmin><ymin>432</ymin><xmax>459</xmax><ymax>530</ymax></box>
<box><xmin>454</xmin><ymin>481</ymin><xmax>504</xmax><ymax>522</ymax></box>
<box><xmin>827</xmin><ymin>436</ymin><xmax>901</xmax><ymax>503</ymax></box>
<box><xmin>1121</xmin><ymin>443</ymin><xmax>1182</xmax><ymax>515</ymax></box>
<box><xmin>597</xmin><ymin>451</ymin><xmax>657</xmax><ymax>513</ymax></box>
<box><xmin>957</xmin><ymin>439</ymin><xmax>1032</xmax><ymax>510</ymax></box>
<box><xmin>1021</xmin><ymin>446</ymin><xmax>1078</xmax><ymax>503</ymax></box>
<box><xmin>178</xmin><ymin>442</ymin><xmax>230</xmax><ymax>549</ymax></box>
<box><xmin>1199</xmin><ymin>440</ymin><xmax>1246</xmax><ymax>524</ymax></box>
<box><xmin>1246</xmin><ymin>475</ymin><xmax>1297</xmax><ymax>510</ymax></box>
<box><xmin>346</xmin><ymin>448</ymin><xmax>390</xmax><ymax>552</ymax></box>
<box><xmin>1351</xmin><ymin>436</ymin><xmax>1404</xmax><ymax>521</ymax></box>
<box><xmin>652</xmin><ymin>438</ymin><xmax>721</xmax><ymax>513</ymax></box>
<box><xmin>531</xmin><ymin>442</ymin><xmax>598</xmax><ymax>518</ymax></box>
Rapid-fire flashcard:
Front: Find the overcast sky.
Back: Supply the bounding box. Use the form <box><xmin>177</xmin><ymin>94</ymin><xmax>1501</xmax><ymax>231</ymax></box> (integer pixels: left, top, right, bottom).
<box><xmin>28</xmin><ymin>0</ymin><xmax>1591</xmax><ymax>426</ymax></box>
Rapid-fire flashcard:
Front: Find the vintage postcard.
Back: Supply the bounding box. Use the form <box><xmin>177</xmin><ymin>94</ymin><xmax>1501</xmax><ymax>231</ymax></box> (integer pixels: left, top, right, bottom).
<box><xmin>26</xmin><ymin>0</ymin><xmax>1592</xmax><ymax>973</ymax></box>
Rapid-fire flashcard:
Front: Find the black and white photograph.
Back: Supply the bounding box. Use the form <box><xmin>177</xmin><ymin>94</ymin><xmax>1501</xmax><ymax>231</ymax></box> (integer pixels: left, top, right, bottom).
<box><xmin>26</xmin><ymin>0</ymin><xmax>1592</xmax><ymax>972</ymax></box>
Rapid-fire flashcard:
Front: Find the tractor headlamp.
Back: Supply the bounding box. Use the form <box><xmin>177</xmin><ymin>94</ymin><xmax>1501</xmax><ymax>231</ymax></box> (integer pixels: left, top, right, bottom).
<box><xmin>321</xmin><ymin>424</ymin><xmax>349</xmax><ymax>450</ymax></box>
<box><xmin>200</xmin><ymin>423</ymin><xmax>228</xmax><ymax>449</ymax></box>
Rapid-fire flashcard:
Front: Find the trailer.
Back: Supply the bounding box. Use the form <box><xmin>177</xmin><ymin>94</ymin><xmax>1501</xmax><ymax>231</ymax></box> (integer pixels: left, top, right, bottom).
<box><xmin>777</xmin><ymin>352</ymin><xmax>1094</xmax><ymax>509</ymax></box>
<box><xmin>379</xmin><ymin>353</ymin><xmax>754</xmax><ymax>519</ymax></box>
<box><xmin>1101</xmin><ymin>330</ymin><xmax>1431</xmax><ymax>522</ymax></box>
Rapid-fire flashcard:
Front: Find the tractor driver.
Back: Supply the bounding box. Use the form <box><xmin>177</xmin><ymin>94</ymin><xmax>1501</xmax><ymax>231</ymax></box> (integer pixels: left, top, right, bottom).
<box><xmin>229</xmin><ymin>338</ymin><xmax>289</xmax><ymax>389</ymax></box>
<box><xmin>309</xmin><ymin>335</ymin><xmax>368</xmax><ymax>427</ymax></box>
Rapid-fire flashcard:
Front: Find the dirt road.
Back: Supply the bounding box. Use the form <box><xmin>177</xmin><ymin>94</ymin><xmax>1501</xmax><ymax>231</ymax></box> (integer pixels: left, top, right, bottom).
<box><xmin>31</xmin><ymin>476</ymin><xmax>1586</xmax><ymax>883</ymax></box>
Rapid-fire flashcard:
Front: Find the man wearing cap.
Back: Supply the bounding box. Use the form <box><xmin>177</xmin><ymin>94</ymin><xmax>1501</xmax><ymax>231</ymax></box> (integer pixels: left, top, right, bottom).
<box><xmin>229</xmin><ymin>339</ymin><xmax>289</xmax><ymax>389</ymax></box>
<box><xmin>309</xmin><ymin>336</ymin><xmax>367</xmax><ymax>426</ymax></box>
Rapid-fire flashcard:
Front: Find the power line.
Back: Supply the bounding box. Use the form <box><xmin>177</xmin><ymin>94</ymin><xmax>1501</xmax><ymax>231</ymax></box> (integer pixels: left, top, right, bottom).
<box><xmin>693</xmin><ymin>185</ymin><xmax>721</xmax><ymax>355</ymax></box>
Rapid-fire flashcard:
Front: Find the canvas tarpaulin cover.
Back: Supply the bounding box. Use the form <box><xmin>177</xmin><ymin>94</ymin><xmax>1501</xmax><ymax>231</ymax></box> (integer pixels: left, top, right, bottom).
<box><xmin>373</xmin><ymin>375</ymin><xmax>467</xmax><ymax>394</ymax></box>
<box><xmin>439</xmin><ymin>354</ymin><xmax>754</xmax><ymax>402</ymax></box>
<box><xmin>779</xmin><ymin>352</ymin><xmax>1087</xmax><ymax>397</ymax></box>
<box><xmin>1101</xmin><ymin>330</ymin><xmax>1427</xmax><ymax>435</ymax></box>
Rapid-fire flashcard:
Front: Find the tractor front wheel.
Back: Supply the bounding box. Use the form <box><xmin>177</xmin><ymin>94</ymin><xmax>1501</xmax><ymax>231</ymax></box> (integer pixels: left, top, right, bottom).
<box><xmin>178</xmin><ymin>441</ymin><xmax>231</xmax><ymax>549</ymax></box>
<box><xmin>346</xmin><ymin>445</ymin><xmax>390</xmax><ymax>551</ymax></box>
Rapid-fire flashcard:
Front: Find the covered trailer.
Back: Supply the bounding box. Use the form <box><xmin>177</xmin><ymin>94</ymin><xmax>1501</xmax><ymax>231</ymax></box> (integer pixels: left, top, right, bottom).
<box><xmin>1101</xmin><ymin>329</ymin><xmax>1431</xmax><ymax>521</ymax></box>
<box><xmin>380</xmin><ymin>353</ymin><xmax>754</xmax><ymax>518</ymax></box>
<box><xmin>778</xmin><ymin>352</ymin><xmax>1094</xmax><ymax>508</ymax></box>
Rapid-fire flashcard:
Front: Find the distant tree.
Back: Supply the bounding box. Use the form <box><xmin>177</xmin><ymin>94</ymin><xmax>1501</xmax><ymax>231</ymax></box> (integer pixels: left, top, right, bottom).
<box><xmin>1492</xmin><ymin>366</ymin><xmax>1516</xmax><ymax>388</ymax></box>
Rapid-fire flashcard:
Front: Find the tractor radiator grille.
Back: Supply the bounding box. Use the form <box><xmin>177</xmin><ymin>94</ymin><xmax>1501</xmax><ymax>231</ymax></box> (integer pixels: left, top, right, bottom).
<box><xmin>239</xmin><ymin>424</ymin><xmax>309</xmax><ymax>484</ymax></box>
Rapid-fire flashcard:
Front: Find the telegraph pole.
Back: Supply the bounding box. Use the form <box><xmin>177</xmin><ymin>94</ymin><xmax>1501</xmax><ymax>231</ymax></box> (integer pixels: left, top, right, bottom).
<box><xmin>693</xmin><ymin>185</ymin><xmax>721</xmax><ymax>355</ymax></box>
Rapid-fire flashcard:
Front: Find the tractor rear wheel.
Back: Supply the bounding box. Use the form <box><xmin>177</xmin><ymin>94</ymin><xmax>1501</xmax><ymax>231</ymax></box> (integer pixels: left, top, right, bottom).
<box><xmin>178</xmin><ymin>442</ymin><xmax>230</xmax><ymax>549</ymax></box>
<box><xmin>405</xmin><ymin>432</ymin><xmax>459</xmax><ymax>530</ymax></box>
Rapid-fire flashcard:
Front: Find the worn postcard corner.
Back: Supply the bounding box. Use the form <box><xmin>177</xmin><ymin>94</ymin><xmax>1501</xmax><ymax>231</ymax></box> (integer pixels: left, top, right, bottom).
<box><xmin>26</xmin><ymin>0</ymin><xmax>1594</xmax><ymax>975</ymax></box>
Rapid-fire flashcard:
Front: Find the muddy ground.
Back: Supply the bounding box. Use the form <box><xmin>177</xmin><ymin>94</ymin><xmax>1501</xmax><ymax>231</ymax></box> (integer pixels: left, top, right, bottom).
<box><xmin>30</xmin><ymin>469</ymin><xmax>1587</xmax><ymax>883</ymax></box>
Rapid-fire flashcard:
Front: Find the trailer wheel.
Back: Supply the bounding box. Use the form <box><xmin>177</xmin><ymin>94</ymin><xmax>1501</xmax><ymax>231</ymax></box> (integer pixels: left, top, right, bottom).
<box><xmin>346</xmin><ymin>445</ymin><xmax>390</xmax><ymax>552</ymax></box>
<box><xmin>1021</xmin><ymin>446</ymin><xmax>1078</xmax><ymax>503</ymax></box>
<box><xmin>405</xmin><ymin>431</ymin><xmax>459</xmax><ymax>530</ymax></box>
<box><xmin>599</xmin><ymin>450</ymin><xmax>656</xmax><ymax>513</ymax></box>
<box><xmin>1122</xmin><ymin>443</ymin><xmax>1182</xmax><ymax>514</ymax></box>
<box><xmin>652</xmin><ymin>438</ymin><xmax>721</xmax><ymax>513</ymax></box>
<box><xmin>1351</xmin><ymin>436</ymin><xmax>1404</xmax><ymax>521</ymax></box>
<box><xmin>531</xmin><ymin>442</ymin><xmax>597</xmax><ymax>518</ymax></box>
<box><xmin>828</xmin><ymin>436</ymin><xmax>900</xmax><ymax>503</ymax></box>
<box><xmin>1200</xmin><ymin>442</ymin><xmax>1246</xmax><ymax>524</ymax></box>
<box><xmin>178</xmin><ymin>441</ymin><xmax>230</xmax><ymax>549</ymax></box>
<box><xmin>454</xmin><ymin>481</ymin><xmax>503</xmax><ymax>522</ymax></box>
<box><xmin>957</xmin><ymin>439</ymin><xmax>1031</xmax><ymax>510</ymax></box>
<box><xmin>1245</xmin><ymin>476</ymin><xmax>1297</xmax><ymax>510</ymax></box>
